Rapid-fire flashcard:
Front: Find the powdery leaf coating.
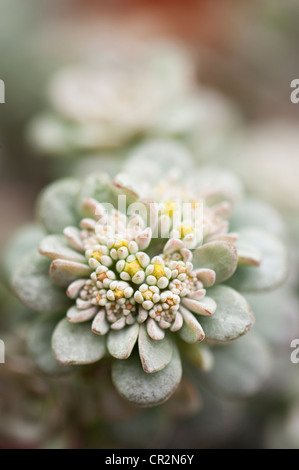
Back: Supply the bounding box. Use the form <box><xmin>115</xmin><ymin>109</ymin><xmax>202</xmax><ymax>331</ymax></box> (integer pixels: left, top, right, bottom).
<box><xmin>39</xmin><ymin>234</ymin><xmax>86</xmax><ymax>263</ymax></box>
<box><xmin>49</xmin><ymin>259</ymin><xmax>92</xmax><ymax>287</ymax></box>
<box><xmin>76</xmin><ymin>172</ymin><xmax>117</xmax><ymax>217</ymax></box>
<box><xmin>36</xmin><ymin>178</ymin><xmax>81</xmax><ymax>233</ymax></box>
<box><xmin>28</xmin><ymin>313</ymin><xmax>72</xmax><ymax>375</ymax></box>
<box><xmin>107</xmin><ymin>323</ymin><xmax>140</xmax><ymax>359</ymax></box>
<box><xmin>229</xmin><ymin>198</ymin><xmax>286</xmax><ymax>238</ymax></box>
<box><xmin>1</xmin><ymin>223</ymin><xmax>46</xmax><ymax>284</ymax></box>
<box><xmin>192</xmin><ymin>241</ymin><xmax>238</xmax><ymax>283</ymax></box>
<box><xmin>52</xmin><ymin>318</ymin><xmax>106</xmax><ymax>365</ymax></box>
<box><xmin>202</xmin><ymin>332</ymin><xmax>272</xmax><ymax>398</ymax></box>
<box><xmin>138</xmin><ymin>323</ymin><xmax>173</xmax><ymax>373</ymax></box>
<box><xmin>227</xmin><ymin>228</ymin><xmax>289</xmax><ymax>292</ymax></box>
<box><xmin>244</xmin><ymin>287</ymin><xmax>299</xmax><ymax>348</ymax></box>
<box><xmin>12</xmin><ymin>250</ymin><xmax>70</xmax><ymax>313</ymax></box>
<box><xmin>178</xmin><ymin>306</ymin><xmax>205</xmax><ymax>344</ymax></box>
<box><xmin>199</xmin><ymin>285</ymin><xmax>254</xmax><ymax>342</ymax></box>
<box><xmin>112</xmin><ymin>344</ymin><xmax>182</xmax><ymax>407</ymax></box>
<box><xmin>123</xmin><ymin>139</ymin><xmax>193</xmax><ymax>188</ymax></box>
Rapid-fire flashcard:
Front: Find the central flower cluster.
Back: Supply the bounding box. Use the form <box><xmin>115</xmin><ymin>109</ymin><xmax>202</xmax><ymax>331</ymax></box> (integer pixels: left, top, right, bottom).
<box><xmin>65</xmin><ymin>198</ymin><xmax>216</xmax><ymax>340</ymax></box>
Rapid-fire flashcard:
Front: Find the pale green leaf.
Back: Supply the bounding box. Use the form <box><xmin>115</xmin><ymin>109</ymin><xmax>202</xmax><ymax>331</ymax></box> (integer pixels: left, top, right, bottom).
<box><xmin>12</xmin><ymin>250</ymin><xmax>70</xmax><ymax>312</ymax></box>
<box><xmin>200</xmin><ymin>285</ymin><xmax>254</xmax><ymax>342</ymax></box>
<box><xmin>227</xmin><ymin>228</ymin><xmax>289</xmax><ymax>292</ymax></box>
<box><xmin>193</xmin><ymin>241</ymin><xmax>238</xmax><ymax>283</ymax></box>
<box><xmin>138</xmin><ymin>323</ymin><xmax>173</xmax><ymax>373</ymax></box>
<box><xmin>52</xmin><ymin>318</ymin><xmax>106</xmax><ymax>365</ymax></box>
<box><xmin>112</xmin><ymin>343</ymin><xmax>182</xmax><ymax>407</ymax></box>
<box><xmin>36</xmin><ymin>178</ymin><xmax>81</xmax><ymax>233</ymax></box>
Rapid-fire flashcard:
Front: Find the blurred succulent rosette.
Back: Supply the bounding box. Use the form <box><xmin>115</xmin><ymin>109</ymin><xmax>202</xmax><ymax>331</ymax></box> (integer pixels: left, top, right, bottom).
<box><xmin>26</xmin><ymin>40</ymin><xmax>240</xmax><ymax>176</ymax></box>
<box><xmin>2</xmin><ymin>140</ymin><xmax>289</xmax><ymax>410</ymax></box>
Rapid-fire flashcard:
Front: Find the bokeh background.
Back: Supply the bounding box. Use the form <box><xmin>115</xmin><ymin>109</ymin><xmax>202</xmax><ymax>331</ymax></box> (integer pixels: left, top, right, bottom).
<box><xmin>0</xmin><ymin>0</ymin><xmax>299</xmax><ymax>449</ymax></box>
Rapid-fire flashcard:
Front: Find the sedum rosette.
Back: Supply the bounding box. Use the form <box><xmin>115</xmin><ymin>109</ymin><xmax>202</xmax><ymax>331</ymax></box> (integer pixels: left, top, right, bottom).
<box><xmin>8</xmin><ymin>141</ymin><xmax>289</xmax><ymax>407</ymax></box>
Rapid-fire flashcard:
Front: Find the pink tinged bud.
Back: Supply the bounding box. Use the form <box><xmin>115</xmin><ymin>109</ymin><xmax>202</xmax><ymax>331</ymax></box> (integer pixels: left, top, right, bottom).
<box><xmin>195</xmin><ymin>268</ymin><xmax>216</xmax><ymax>287</ymax></box>
<box><xmin>136</xmin><ymin>227</ymin><xmax>152</xmax><ymax>250</ymax></box>
<box><xmin>92</xmin><ymin>309</ymin><xmax>109</xmax><ymax>335</ymax></box>
<box><xmin>138</xmin><ymin>307</ymin><xmax>148</xmax><ymax>323</ymax></box>
<box><xmin>136</xmin><ymin>252</ymin><xmax>150</xmax><ymax>268</ymax></box>
<box><xmin>79</xmin><ymin>218</ymin><xmax>97</xmax><ymax>229</ymax></box>
<box><xmin>66</xmin><ymin>279</ymin><xmax>87</xmax><ymax>299</ymax></box>
<box><xmin>163</xmin><ymin>238</ymin><xmax>184</xmax><ymax>255</ymax></box>
<box><xmin>111</xmin><ymin>317</ymin><xmax>126</xmax><ymax>330</ymax></box>
<box><xmin>143</xmin><ymin>300</ymin><xmax>154</xmax><ymax>310</ymax></box>
<box><xmin>67</xmin><ymin>305</ymin><xmax>98</xmax><ymax>323</ymax></box>
<box><xmin>170</xmin><ymin>311</ymin><xmax>183</xmax><ymax>332</ymax></box>
<box><xmin>63</xmin><ymin>226</ymin><xmax>84</xmax><ymax>252</ymax></box>
<box><xmin>187</xmin><ymin>289</ymin><xmax>206</xmax><ymax>300</ymax></box>
<box><xmin>132</xmin><ymin>271</ymin><xmax>145</xmax><ymax>284</ymax></box>
<box><xmin>146</xmin><ymin>318</ymin><xmax>165</xmax><ymax>340</ymax></box>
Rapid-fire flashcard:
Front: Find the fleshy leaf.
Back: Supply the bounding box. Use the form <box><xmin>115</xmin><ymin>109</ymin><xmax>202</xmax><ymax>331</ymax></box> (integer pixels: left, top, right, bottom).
<box><xmin>112</xmin><ymin>173</ymin><xmax>140</xmax><ymax>206</ymax></box>
<box><xmin>178</xmin><ymin>306</ymin><xmax>205</xmax><ymax>344</ymax></box>
<box><xmin>28</xmin><ymin>312</ymin><xmax>72</xmax><ymax>374</ymax></box>
<box><xmin>12</xmin><ymin>250</ymin><xmax>70</xmax><ymax>312</ymax></box>
<box><xmin>244</xmin><ymin>287</ymin><xmax>299</xmax><ymax>348</ymax></box>
<box><xmin>107</xmin><ymin>323</ymin><xmax>139</xmax><ymax>359</ymax></box>
<box><xmin>138</xmin><ymin>323</ymin><xmax>173</xmax><ymax>373</ymax></box>
<box><xmin>200</xmin><ymin>285</ymin><xmax>254</xmax><ymax>342</ymax></box>
<box><xmin>50</xmin><ymin>259</ymin><xmax>91</xmax><ymax>287</ymax></box>
<box><xmin>235</xmin><ymin>237</ymin><xmax>263</xmax><ymax>266</ymax></box>
<box><xmin>52</xmin><ymin>318</ymin><xmax>106</xmax><ymax>365</ymax></box>
<box><xmin>189</xmin><ymin>166</ymin><xmax>243</xmax><ymax>207</ymax></box>
<box><xmin>227</xmin><ymin>228</ymin><xmax>289</xmax><ymax>292</ymax></box>
<box><xmin>36</xmin><ymin>178</ymin><xmax>81</xmax><ymax>233</ymax></box>
<box><xmin>229</xmin><ymin>198</ymin><xmax>286</xmax><ymax>238</ymax></box>
<box><xmin>112</xmin><ymin>344</ymin><xmax>182</xmax><ymax>407</ymax></box>
<box><xmin>76</xmin><ymin>173</ymin><xmax>116</xmax><ymax>218</ymax></box>
<box><xmin>201</xmin><ymin>333</ymin><xmax>272</xmax><ymax>398</ymax></box>
<box><xmin>1</xmin><ymin>223</ymin><xmax>46</xmax><ymax>284</ymax></box>
<box><xmin>39</xmin><ymin>235</ymin><xmax>86</xmax><ymax>263</ymax></box>
<box><xmin>193</xmin><ymin>241</ymin><xmax>238</xmax><ymax>283</ymax></box>
<box><xmin>123</xmin><ymin>139</ymin><xmax>193</xmax><ymax>187</ymax></box>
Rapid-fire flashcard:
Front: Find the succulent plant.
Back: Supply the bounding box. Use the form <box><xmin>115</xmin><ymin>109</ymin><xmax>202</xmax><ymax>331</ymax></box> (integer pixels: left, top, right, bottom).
<box><xmin>26</xmin><ymin>43</ymin><xmax>195</xmax><ymax>155</ymax></box>
<box><xmin>6</xmin><ymin>140</ymin><xmax>289</xmax><ymax>408</ymax></box>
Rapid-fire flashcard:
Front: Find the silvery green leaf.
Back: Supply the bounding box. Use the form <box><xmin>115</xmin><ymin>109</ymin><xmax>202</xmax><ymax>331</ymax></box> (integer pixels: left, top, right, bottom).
<box><xmin>36</xmin><ymin>178</ymin><xmax>81</xmax><ymax>233</ymax></box>
<box><xmin>52</xmin><ymin>318</ymin><xmax>106</xmax><ymax>365</ymax></box>
<box><xmin>193</xmin><ymin>241</ymin><xmax>238</xmax><ymax>283</ymax></box>
<box><xmin>229</xmin><ymin>198</ymin><xmax>286</xmax><ymax>238</ymax></box>
<box><xmin>112</xmin><ymin>343</ymin><xmax>182</xmax><ymax>407</ymax></box>
<box><xmin>39</xmin><ymin>235</ymin><xmax>86</xmax><ymax>263</ymax></box>
<box><xmin>76</xmin><ymin>173</ymin><xmax>116</xmax><ymax>217</ymax></box>
<box><xmin>12</xmin><ymin>250</ymin><xmax>70</xmax><ymax>312</ymax></box>
<box><xmin>1</xmin><ymin>223</ymin><xmax>46</xmax><ymax>284</ymax></box>
<box><xmin>235</xmin><ymin>237</ymin><xmax>263</xmax><ymax>266</ymax></box>
<box><xmin>107</xmin><ymin>323</ymin><xmax>139</xmax><ymax>359</ymax></box>
<box><xmin>227</xmin><ymin>228</ymin><xmax>289</xmax><ymax>292</ymax></box>
<box><xmin>66</xmin><ymin>304</ymin><xmax>98</xmax><ymax>323</ymax></box>
<box><xmin>112</xmin><ymin>173</ymin><xmax>140</xmax><ymax>206</ymax></box>
<box><xmin>202</xmin><ymin>333</ymin><xmax>272</xmax><ymax>398</ymax></box>
<box><xmin>200</xmin><ymin>285</ymin><xmax>254</xmax><ymax>342</ymax></box>
<box><xmin>138</xmin><ymin>323</ymin><xmax>173</xmax><ymax>373</ymax></box>
<box><xmin>28</xmin><ymin>312</ymin><xmax>72</xmax><ymax>374</ymax></box>
<box><xmin>244</xmin><ymin>286</ymin><xmax>299</xmax><ymax>348</ymax></box>
<box><xmin>123</xmin><ymin>139</ymin><xmax>193</xmax><ymax>187</ymax></box>
<box><xmin>181</xmin><ymin>342</ymin><xmax>214</xmax><ymax>371</ymax></box>
<box><xmin>50</xmin><ymin>259</ymin><xmax>91</xmax><ymax>287</ymax></box>
<box><xmin>178</xmin><ymin>306</ymin><xmax>205</xmax><ymax>344</ymax></box>
<box><xmin>189</xmin><ymin>166</ymin><xmax>243</xmax><ymax>206</ymax></box>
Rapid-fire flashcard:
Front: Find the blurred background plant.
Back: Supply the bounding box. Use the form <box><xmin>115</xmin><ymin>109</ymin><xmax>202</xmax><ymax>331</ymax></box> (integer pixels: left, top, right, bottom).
<box><xmin>0</xmin><ymin>0</ymin><xmax>299</xmax><ymax>449</ymax></box>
